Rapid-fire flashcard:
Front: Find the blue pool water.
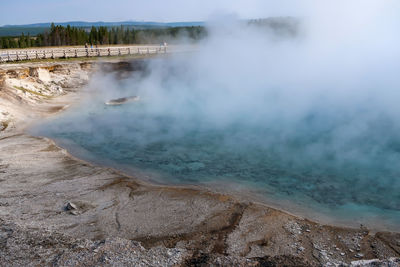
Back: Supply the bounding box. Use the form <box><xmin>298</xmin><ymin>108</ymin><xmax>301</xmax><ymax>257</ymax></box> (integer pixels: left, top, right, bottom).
<box><xmin>32</xmin><ymin>97</ymin><xmax>400</xmax><ymax>231</ymax></box>
<box><xmin>30</xmin><ymin>54</ymin><xmax>400</xmax><ymax>231</ymax></box>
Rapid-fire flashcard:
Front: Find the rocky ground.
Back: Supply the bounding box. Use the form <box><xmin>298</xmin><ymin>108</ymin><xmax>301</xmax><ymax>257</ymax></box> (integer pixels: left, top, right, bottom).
<box><xmin>0</xmin><ymin>61</ymin><xmax>399</xmax><ymax>266</ymax></box>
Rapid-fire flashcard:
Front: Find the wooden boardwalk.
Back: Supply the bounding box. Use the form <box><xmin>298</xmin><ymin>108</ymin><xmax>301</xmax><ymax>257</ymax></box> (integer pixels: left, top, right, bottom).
<box><xmin>0</xmin><ymin>45</ymin><xmax>168</xmax><ymax>63</ymax></box>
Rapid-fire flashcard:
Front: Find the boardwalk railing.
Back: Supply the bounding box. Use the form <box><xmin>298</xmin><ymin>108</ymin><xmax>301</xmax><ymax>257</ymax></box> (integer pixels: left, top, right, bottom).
<box><xmin>0</xmin><ymin>45</ymin><xmax>168</xmax><ymax>63</ymax></box>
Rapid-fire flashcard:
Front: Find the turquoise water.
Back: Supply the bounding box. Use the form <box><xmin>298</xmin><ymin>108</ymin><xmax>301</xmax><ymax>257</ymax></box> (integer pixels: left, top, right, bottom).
<box><xmin>32</xmin><ymin>98</ymin><xmax>400</xmax><ymax>231</ymax></box>
<box><xmin>30</xmin><ymin>55</ymin><xmax>400</xmax><ymax>231</ymax></box>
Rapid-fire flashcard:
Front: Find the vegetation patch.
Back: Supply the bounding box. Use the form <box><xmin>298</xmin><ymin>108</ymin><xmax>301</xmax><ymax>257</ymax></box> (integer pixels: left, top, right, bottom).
<box><xmin>13</xmin><ymin>86</ymin><xmax>51</xmax><ymax>98</ymax></box>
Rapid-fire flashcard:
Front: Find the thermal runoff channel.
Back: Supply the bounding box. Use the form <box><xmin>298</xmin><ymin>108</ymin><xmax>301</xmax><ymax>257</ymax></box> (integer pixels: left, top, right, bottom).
<box><xmin>35</xmin><ymin>3</ymin><xmax>400</xmax><ymax>230</ymax></box>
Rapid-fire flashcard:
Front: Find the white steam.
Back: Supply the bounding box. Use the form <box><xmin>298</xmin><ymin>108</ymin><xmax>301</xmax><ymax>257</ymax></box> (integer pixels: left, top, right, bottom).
<box><xmin>36</xmin><ymin>1</ymin><xmax>400</xmax><ymax>228</ymax></box>
<box><xmin>94</xmin><ymin>1</ymin><xmax>399</xmax><ymax>177</ymax></box>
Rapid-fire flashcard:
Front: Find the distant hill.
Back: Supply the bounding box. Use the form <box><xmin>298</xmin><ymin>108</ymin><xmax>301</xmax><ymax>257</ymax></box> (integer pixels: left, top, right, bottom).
<box><xmin>0</xmin><ymin>21</ymin><xmax>204</xmax><ymax>37</ymax></box>
<box><xmin>0</xmin><ymin>27</ymin><xmax>48</xmax><ymax>37</ymax></box>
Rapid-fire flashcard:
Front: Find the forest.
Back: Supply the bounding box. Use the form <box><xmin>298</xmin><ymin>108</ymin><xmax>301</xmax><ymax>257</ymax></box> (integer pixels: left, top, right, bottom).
<box><xmin>0</xmin><ymin>23</ymin><xmax>207</xmax><ymax>49</ymax></box>
<box><xmin>0</xmin><ymin>18</ymin><xmax>298</xmax><ymax>49</ymax></box>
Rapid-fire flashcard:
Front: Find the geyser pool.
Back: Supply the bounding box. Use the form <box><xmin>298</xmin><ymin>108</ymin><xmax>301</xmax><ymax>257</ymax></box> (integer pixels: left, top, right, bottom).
<box><xmin>30</xmin><ymin>6</ymin><xmax>400</xmax><ymax>230</ymax></box>
<box><xmin>32</xmin><ymin>81</ymin><xmax>400</xmax><ymax>231</ymax></box>
<box><xmin>29</xmin><ymin>1</ymin><xmax>400</xmax><ymax>231</ymax></box>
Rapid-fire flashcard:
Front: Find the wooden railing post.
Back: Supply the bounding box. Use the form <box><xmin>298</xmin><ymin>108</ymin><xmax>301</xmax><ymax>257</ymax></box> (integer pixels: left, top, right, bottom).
<box><xmin>51</xmin><ymin>50</ymin><xmax>54</xmax><ymax>59</ymax></box>
<box><xmin>108</xmin><ymin>48</ymin><xmax>111</xmax><ymax>56</ymax></box>
<box><xmin>75</xmin><ymin>49</ymin><xmax>78</xmax><ymax>58</ymax></box>
<box><xmin>7</xmin><ymin>52</ymin><xmax>10</xmax><ymax>61</ymax></box>
<box><xmin>118</xmin><ymin>48</ymin><xmax>121</xmax><ymax>56</ymax></box>
<box><xmin>25</xmin><ymin>51</ymin><xmax>28</xmax><ymax>60</ymax></box>
<box><xmin>36</xmin><ymin>51</ymin><xmax>38</xmax><ymax>59</ymax></box>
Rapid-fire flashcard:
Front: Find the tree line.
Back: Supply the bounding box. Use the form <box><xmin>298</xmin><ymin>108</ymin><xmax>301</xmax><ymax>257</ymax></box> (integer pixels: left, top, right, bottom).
<box><xmin>0</xmin><ymin>23</ymin><xmax>207</xmax><ymax>49</ymax></box>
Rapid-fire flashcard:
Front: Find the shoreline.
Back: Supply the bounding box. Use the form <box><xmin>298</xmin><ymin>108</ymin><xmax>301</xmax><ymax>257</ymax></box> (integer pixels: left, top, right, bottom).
<box><xmin>29</xmin><ymin>90</ymin><xmax>399</xmax><ymax>234</ymax></box>
<box><xmin>1</xmin><ymin>60</ymin><xmax>399</xmax><ymax>266</ymax></box>
<box><xmin>35</xmin><ymin>132</ymin><xmax>400</xmax><ymax>234</ymax></box>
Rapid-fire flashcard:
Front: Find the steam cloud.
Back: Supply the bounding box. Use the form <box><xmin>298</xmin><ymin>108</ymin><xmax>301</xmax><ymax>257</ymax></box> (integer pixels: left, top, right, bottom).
<box><xmin>39</xmin><ymin>0</ymin><xmax>400</xmax><ymax>227</ymax></box>
<box><xmin>107</xmin><ymin>1</ymin><xmax>400</xmax><ymax>170</ymax></box>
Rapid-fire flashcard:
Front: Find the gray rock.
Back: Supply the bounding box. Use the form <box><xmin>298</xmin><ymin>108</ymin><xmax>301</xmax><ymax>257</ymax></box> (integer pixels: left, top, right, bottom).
<box><xmin>65</xmin><ymin>202</ymin><xmax>77</xmax><ymax>211</ymax></box>
<box><xmin>69</xmin><ymin>210</ymin><xmax>79</xmax><ymax>216</ymax></box>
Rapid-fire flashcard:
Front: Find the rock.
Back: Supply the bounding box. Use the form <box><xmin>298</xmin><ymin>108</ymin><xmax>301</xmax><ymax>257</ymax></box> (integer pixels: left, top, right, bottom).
<box><xmin>340</xmin><ymin>253</ymin><xmax>345</xmax><ymax>256</ymax></box>
<box><xmin>65</xmin><ymin>202</ymin><xmax>77</xmax><ymax>211</ymax></box>
<box><xmin>355</xmin><ymin>253</ymin><xmax>364</xmax><ymax>258</ymax></box>
<box><xmin>350</xmin><ymin>258</ymin><xmax>400</xmax><ymax>267</ymax></box>
<box><xmin>298</xmin><ymin>246</ymin><xmax>305</xmax><ymax>252</ymax></box>
<box><xmin>105</xmin><ymin>96</ymin><xmax>140</xmax><ymax>106</ymax></box>
<box><xmin>69</xmin><ymin>210</ymin><xmax>79</xmax><ymax>216</ymax></box>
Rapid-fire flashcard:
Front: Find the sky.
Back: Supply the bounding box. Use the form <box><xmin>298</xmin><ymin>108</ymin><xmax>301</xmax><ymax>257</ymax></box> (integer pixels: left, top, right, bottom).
<box><xmin>0</xmin><ymin>0</ymin><xmax>305</xmax><ymax>26</ymax></box>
